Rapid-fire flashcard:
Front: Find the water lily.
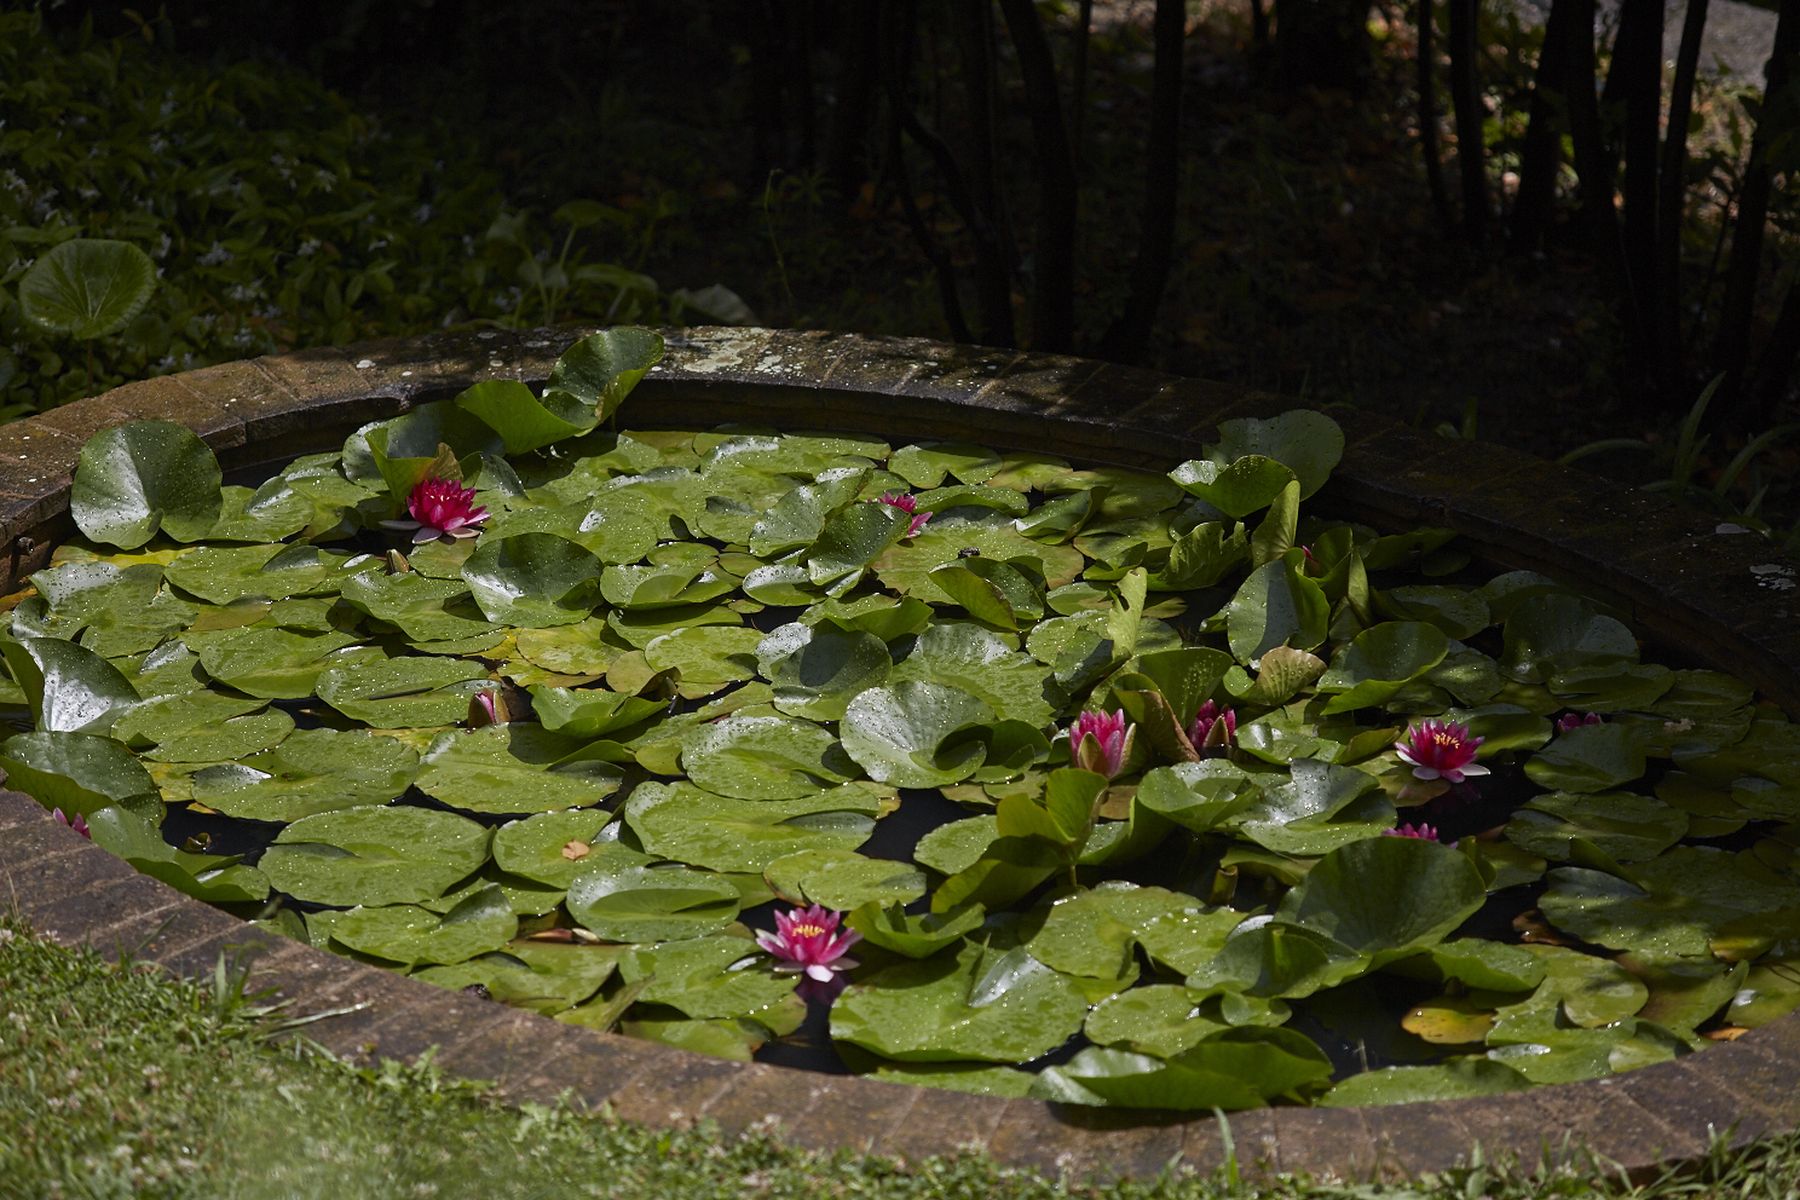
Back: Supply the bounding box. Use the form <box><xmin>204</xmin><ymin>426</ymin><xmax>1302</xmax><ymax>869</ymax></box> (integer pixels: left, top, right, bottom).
<box><xmin>1394</xmin><ymin>719</ymin><xmax>1488</xmax><ymax>783</ymax></box>
<box><xmin>1555</xmin><ymin>711</ymin><xmax>1603</xmax><ymax>733</ymax></box>
<box><xmin>1070</xmin><ymin>709</ymin><xmax>1133</xmax><ymax>778</ymax></box>
<box><xmin>1187</xmin><ymin>701</ymin><xmax>1237</xmax><ymax>754</ymax></box>
<box><xmin>876</xmin><ymin>492</ymin><xmax>932</xmax><ymax>538</ymax></box>
<box><xmin>757</xmin><ymin>904</ymin><xmax>860</xmax><ymax>983</ymax></box>
<box><xmin>1383</xmin><ymin>822</ymin><xmax>1440</xmax><ymax>842</ymax></box>
<box><xmin>381</xmin><ymin>477</ymin><xmax>488</xmax><ymax>544</ymax></box>
<box><xmin>52</xmin><ymin>808</ymin><xmax>90</xmax><ymax>839</ymax></box>
<box><xmin>467</xmin><ymin>689</ymin><xmax>506</xmax><ymax>728</ymax></box>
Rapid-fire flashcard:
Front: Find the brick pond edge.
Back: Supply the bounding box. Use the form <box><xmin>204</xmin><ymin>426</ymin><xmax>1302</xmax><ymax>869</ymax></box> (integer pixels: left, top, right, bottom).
<box><xmin>3</xmin><ymin>326</ymin><xmax>1798</xmax><ymax>1183</ymax></box>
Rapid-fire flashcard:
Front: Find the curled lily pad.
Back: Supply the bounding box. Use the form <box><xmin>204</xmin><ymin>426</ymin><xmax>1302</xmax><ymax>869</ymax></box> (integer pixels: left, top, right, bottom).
<box><xmin>847</xmin><ymin>902</ymin><xmax>985</xmax><ymax>958</ymax></box>
<box><xmin>85</xmin><ymin>805</ymin><xmax>269</xmax><ymax>904</ymax></box>
<box><xmin>329</xmin><ymin>885</ymin><xmax>518</xmax><ymax>967</ymax></box>
<box><xmin>1035</xmin><ymin>1028</ymin><xmax>1333</xmax><ymax>1110</ymax></box>
<box><xmin>461</xmin><ymin>533</ymin><xmax>604</xmax><ymax>627</ymax></box>
<box><xmin>565</xmin><ymin>861</ymin><xmax>741</xmax><ymax>943</ymax></box>
<box><xmin>71</xmin><ymin>420</ymin><xmax>222</xmax><ymax>549</ymax></box>
<box><xmin>1225</xmin><ymin>560</ymin><xmax>1328</xmax><ymax>664</ymax></box>
<box><xmin>755</xmin><ymin>622</ymin><xmax>891</xmax><ymax>721</ymax></box>
<box><xmin>840</xmin><ymin>681</ymin><xmax>993</xmax><ymax>788</ymax></box>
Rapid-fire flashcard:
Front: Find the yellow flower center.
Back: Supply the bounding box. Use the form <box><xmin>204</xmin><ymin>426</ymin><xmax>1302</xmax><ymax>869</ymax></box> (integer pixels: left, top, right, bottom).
<box><xmin>1431</xmin><ymin>731</ymin><xmax>1458</xmax><ymax>748</ymax></box>
<box><xmin>792</xmin><ymin>923</ymin><xmax>826</xmax><ymax>939</ymax></box>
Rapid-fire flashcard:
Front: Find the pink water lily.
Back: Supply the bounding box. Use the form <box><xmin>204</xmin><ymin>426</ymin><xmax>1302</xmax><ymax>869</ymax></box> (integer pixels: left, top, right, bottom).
<box><xmin>1187</xmin><ymin>701</ymin><xmax>1237</xmax><ymax>755</ymax></box>
<box><xmin>876</xmin><ymin>492</ymin><xmax>933</xmax><ymax>538</ymax></box>
<box><xmin>1383</xmin><ymin>822</ymin><xmax>1440</xmax><ymax>842</ymax></box>
<box><xmin>1555</xmin><ymin>711</ymin><xmax>1603</xmax><ymax>733</ymax></box>
<box><xmin>757</xmin><ymin>905</ymin><xmax>861</xmax><ymax>983</ymax></box>
<box><xmin>381</xmin><ymin>477</ymin><xmax>488</xmax><ymax>544</ymax></box>
<box><xmin>52</xmin><ymin>808</ymin><xmax>90</xmax><ymax>839</ymax></box>
<box><xmin>1394</xmin><ymin>719</ymin><xmax>1488</xmax><ymax>783</ymax></box>
<box><xmin>1070</xmin><ymin>709</ymin><xmax>1133</xmax><ymax>779</ymax></box>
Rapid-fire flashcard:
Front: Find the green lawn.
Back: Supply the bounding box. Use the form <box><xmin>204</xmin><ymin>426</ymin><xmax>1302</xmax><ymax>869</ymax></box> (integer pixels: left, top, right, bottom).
<box><xmin>0</xmin><ymin>915</ymin><xmax>1791</xmax><ymax>1200</ymax></box>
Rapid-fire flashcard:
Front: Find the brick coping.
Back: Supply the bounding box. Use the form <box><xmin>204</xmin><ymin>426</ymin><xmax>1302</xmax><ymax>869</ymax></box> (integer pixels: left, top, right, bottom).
<box><xmin>3</xmin><ymin>326</ymin><xmax>1798</xmax><ymax>1183</ymax></box>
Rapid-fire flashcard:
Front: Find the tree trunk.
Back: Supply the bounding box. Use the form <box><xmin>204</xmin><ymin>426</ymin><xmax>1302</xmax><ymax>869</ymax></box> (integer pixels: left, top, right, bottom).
<box><xmin>1071</xmin><ymin>0</ymin><xmax>1094</xmax><ymax>177</ymax></box>
<box><xmin>1716</xmin><ymin>0</ymin><xmax>1799</xmax><ymax>427</ymax></box>
<box><xmin>998</xmin><ymin>0</ymin><xmax>1079</xmax><ymax>352</ymax></box>
<box><xmin>1656</xmin><ymin>0</ymin><xmax>1708</xmax><ymax>373</ymax></box>
<box><xmin>950</xmin><ymin>0</ymin><xmax>1016</xmax><ymax>346</ymax></box>
<box><xmin>1615</xmin><ymin>0</ymin><xmax>1667</xmax><ymax>392</ymax></box>
<box><xmin>1418</xmin><ymin>0</ymin><xmax>1454</xmax><ymax>231</ymax></box>
<box><xmin>1447</xmin><ymin>0</ymin><xmax>1487</xmax><ymax>245</ymax></box>
<box><xmin>1509</xmin><ymin>0</ymin><xmax>1579</xmax><ymax>251</ymax></box>
<box><xmin>823</xmin><ymin>3</ymin><xmax>882</xmax><ymax>195</ymax></box>
<box><xmin>1099</xmin><ymin>0</ymin><xmax>1185</xmax><ymax>362</ymax></box>
<box><xmin>1565</xmin><ymin>0</ymin><xmax>1626</xmax><ymax>288</ymax></box>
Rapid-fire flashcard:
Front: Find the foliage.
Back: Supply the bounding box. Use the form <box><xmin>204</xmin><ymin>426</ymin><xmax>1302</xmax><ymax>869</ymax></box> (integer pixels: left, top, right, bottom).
<box><xmin>0</xmin><ymin>11</ymin><xmax>690</xmax><ymax>422</ymax></box>
<box><xmin>8</xmin><ymin>329</ymin><xmax>1799</xmax><ymax>1115</ymax></box>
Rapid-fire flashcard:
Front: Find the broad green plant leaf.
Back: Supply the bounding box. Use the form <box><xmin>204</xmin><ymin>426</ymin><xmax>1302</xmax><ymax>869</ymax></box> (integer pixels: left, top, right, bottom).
<box><xmin>839</xmin><ymin>681</ymin><xmax>993</xmax><ymax>788</ymax></box>
<box><xmin>460</xmin><ymin>534</ymin><xmax>604</xmax><ymax>627</ymax></box>
<box><xmin>19</xmin><ymin>237</ymin><xmax>156</xmax><ymax>338</ymax></box>
<box><xmin>565</xmin><ymin>862</ymin><xmax>741</xmax><ymax>942</ymax></box>
<box><xmin>191</xmin><ymin>728</ymin><xmax>420</xmax><ymax>822</ymax></box>
<box><xmin>71</xmin><ymin>421</ymin><xmax>223</xmax><ymax>548</ymax></box>
<box><xmin>259</xmin><ymin>805</ymin><xmax>492</xmax><ymax>907</ymax></box>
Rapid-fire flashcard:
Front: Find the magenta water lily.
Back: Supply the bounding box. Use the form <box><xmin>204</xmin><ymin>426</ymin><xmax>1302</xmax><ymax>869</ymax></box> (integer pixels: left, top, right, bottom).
<box><xmin>757</xmin><ymin>905</ymin><xmax>861</xmax><ymax>983</ymax></box>
<box><xmin>51</xmin><ymin>808</ymin><xmax>89</xmax><ymax>838</ymax></box>
<box><xmin>1394</xmin><ymin>719</ymin><xmax>1488</xmax><ymax>783</ymax></box>
<box><xmin>1384</xmin><ymin>822</ymin><xmax>1440</xmax><ymax>842</ymax></box>
<box><xmin>877</xmin><ymin>492</ymin><xmax>932</xmax><ymax>538</ymax></box>
<box><xmin>1187</xmin><ymin>701</ymin><xmax>1236</xmax><ymax>754</ymax></box>
<box><xmin>1555</xmin><ymin>711</ymin><xmax>1603</xmax><ymax>733</ymax></box>
<box><xmin>382</xmin><ymin>477</ymin><xmax>489</xmax><ymax>543</ymax></box>
<box><xmin>1070</xmin><ymin>709</ymin><xmax>1133</xmax><ymax>778</ymax></box>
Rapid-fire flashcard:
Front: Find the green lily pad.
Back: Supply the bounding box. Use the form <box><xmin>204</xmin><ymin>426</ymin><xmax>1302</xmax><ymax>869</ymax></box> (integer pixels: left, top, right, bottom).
<box><xmin>642</xmin><ymin>625</ymin><xmax>765</xmax><ymax>690</ymax></box>
<box><xmin>190</xmin><ymin>728</ymin><xmax>419</xmax><ymax>822</ymax></box>
<box><xmin>1319</xmin><ymin>1059</ymin><xmax>1533</xmax><ymax>1107</ymax></box>
<box><xmin>874</xmin><ymin>522</ymin><xmax>1084</xmax><ymax>603</ymax></box>
<box><xmin>1027</xmin><ymin>882</ymin><xmax>1244</xmax><ymax>981</ymax></box>
<box><xmin>0</xmin><ymin>636</ymin><xmax>140</xmax><ymax>735</ymax></box>
<box><xmin>415</xmin><ymin>724</ymin><xmax>623</xmax><ymax>814</ymax></box>
<box><xmin>764</xmin><ymin>850</ymin><xmax>926</xmax><ymax>909</ymax></box>
<box><xmin>316</xmin><ymin>656</ymin><xmax>491</xmax><ymax>728</ymax></box>
<box><xmin>846</xmin><ymin>902</ymin><xmax>986</xmax><ymax>958</ymax></box>
<box><xmin>889</xmin><ymin>442</ymin><xmax>1003</xmax><ymax>488</ymax></box>
<box><xmin>1317</xmin><ymin>621</ymin><xmax>1449</xmax><ymax>715</ymax></box>
<box><xmin>565</xmin><ymin>862</ymin><xmax>741</xmax><ymax>943</ymax></box>
<box><xmin>1279</xmin><ymin>835</ymin><xmax>1489</xmax><ymax>957</ymax></box>
<box><xmin>459</xmin><ymin>533</ymin><xmax>604</xmax><ymax>627</ymax></box>
<box><xmin>1167</xmin><ymin>456</ymin><xmax>1297</xmax><ymax>518</ymax></box>
<box><xmin>84</xmin><ymin>805</ymin><xmax>269</xmax><ymax>903</ymax></box>
<box><xmin>0</xmin><ymin>730</ymin><xmax>159</xmax><ymax>818</ymax></box>
<box><xmin>622</xmin><ymin>780</ymin><xmax>888</xmax><ymax>872</ymax></box>
<box><xmin>339</xmin><ymin>571</ymin><xmax>494</xmax><ymax>643</ymax></box>
<box><xmin>1225</xmin><ymin>560</ymin><xmax>1329</xmax><ymax>664</ymax></box>
<box><xmin>162</xmin><ymin>543</ymin><xmax>364</xmax><ymax>605</ymax></box>
<box><xmin>1505</xmin><ymin>791</ymin><xmax>1688</xmax><ymax>863</ymax></box>
<box><xmin>260</xmin><ymin>805</ymin><xmax>492</xmax><ymax>907</ymax></box>
<box><xmin>830</xmin><ymin>940</ymin><xmax>1088</xmax><ymax>1064</ymax></box>
<box><xmin>190</xmin><ymin>627</ymin><xmax>375</xmax><ymax>699</ymax></box>
<box><xmin>328</xmin><ymin>885</ymin><xmax>518</xmax><ymax>967</ymax></box>
<box><xmin>839</xmin><ymin>681</ymin><xmax>994</xmax><ymax>788</ymax></box>
<box><xmin>413</xmin><ymin>942</ymin><xmax>628</xmax><ymax>1014</ymax></box>
<box><xmin>143</xmin><ymin>709</ymin><xmax>295</xmax><ymax>763</ymax></box>
<box><xmin>619</xmin><ymin>934</ymin><xmax>798</xmax><ymax>1019</ymax></box>
<box><xmin>490</xmin><ymin>807</ymin><xmax>621</xmax><ymax>888</ymax></box>
<box><xmin>754</xmin><ymin>622</ymin><xmax>891</xmax><ymax>721</ymax></box>
<box><xmin>1034</xmin><ymin>1028</ymin><xmax>1333</xmax><ymax>1110</ymax></box>
<box><xmin>1501</xmin><ymin>594</ymin><xmax>1639</xmax><ymax>683</ymax></box>
<box><xmin>71</xmin><ymin>420</ymin><xmax>222</xmax><ymax>548</ymax></box>
<box><xmin>528</xmin><ymin>686</ymin><xmax>662</xmax><ymax>738</ymax></box>
<box><xmin>680</xmin><ymin>714</ymin><xmax>855</xmax><ymax>800</ymax></box>
<box><xmin>1539</xmin><ymin>848</ymin><xmax>1800</xmax><ymax>957</ymax></box>
<box><xmin>1208</xmin><ymin>411</ymin><xmax>1344</xmax><ymax>499</ymax></box>
<box><xmin>1524</xmin><ymin>723</ymin><xmax>1650</xmax><ymax>793</ymax></box>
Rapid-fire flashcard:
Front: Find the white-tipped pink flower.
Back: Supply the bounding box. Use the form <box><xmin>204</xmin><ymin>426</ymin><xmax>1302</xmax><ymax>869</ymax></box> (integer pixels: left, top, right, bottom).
<box><xmin>1383</xmin><ymin>822</ymin><xmax>1440</xmax><ymax>842</ymax></box>
<box><xmin>1187</xmin><ymin>701</ymin><xmax>1237</xmax><ymax>755</ymax></box>
<box><xmin>1555</xmin><ymin>711</ymin><xmax>1603</xmax><ymax>733</ymax></box>
<box><xmin>1394</xmin><ymin>719</ymin><xmax>1488</xmax><ymax>784</ymax></box>
<box><xmin>756</xmin><ymin>905</ymin><xmax>861</xmax><ymax>983</ymax></box>
<box><xmin>876</xmin><ymin>492</ymin><xmax>932</xmax><ymax>538</ymax></box>
<box><xmin>381</xmin><ymin>477</ymin><xmax>488</xmax><ymax>543</ymax></box>
<box><xmin>1070</xmin><ymin>709</ymin><xmax>1133</xmax><ymax>779</ymax></box>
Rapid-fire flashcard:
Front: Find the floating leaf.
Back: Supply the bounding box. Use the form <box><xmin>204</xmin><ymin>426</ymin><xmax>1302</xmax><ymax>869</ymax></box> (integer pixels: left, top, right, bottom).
<box><xmin>755</xmin><ymin>622</ymin><xmax>891</xmax><ymax>721</ymax></box>
<box><xmin>564</xmin><ymin>861</ymin><xmax>741</xmax><ymax>943</ymax></box>
<box><xmin>840</xmin><ymin>681</ymin><xmax>993</xmax><ymax>788</ymax></box>
<box><xmin>1320</xmin><ymin>1059</ymin><xmax>1532</xmax><ymax>1107</ymax></box>
<box><xmin>71</xmin><ymin>420</ymin><xmax>223</xmax><ymax>548</ymax></box>
<box><xmin>317</xmin><ymin>656</ymin><xmax>491</xmax><ymax>728</ymax></box>
<box><xmin>764</xmin><ymin>850</ymin><xmax>927</xmax><ymax>909</ymax></box>
<box><xmin>329</xmin><ymin>886</ymin><xmax>518</xmax><ymax>967</ymax></box>
<box><xmin>0</xmin><ymin>730</ymin><xmax>158</xmax><ymax>818</ymax></box>
<box><xmin>260</xmin><ymin>805</ymin><xmax>491</xmax><ymax>907</ymax></box>
<box><xmin>416</xmin><ymin>724</ymin><xmax>622</xmax><ymax>814</ymax></box>
<box><xmin>623</xmin><ymin>780</ymin><xmax>887</xmax><ymax>872</ymax></box>
<box><xmin>680</xmin><ymin>714</ymin><xmax>855</xmax><ymax>800</ymax></box>
<box><xmin>460</xmin><ymin>534</ymin><xmax>604</xmax><ymax>627</ymax></box>
<box><xmin>0</xmin><ymin>636</ymin><xmax>140</xmax><ymax>735</ymax></box>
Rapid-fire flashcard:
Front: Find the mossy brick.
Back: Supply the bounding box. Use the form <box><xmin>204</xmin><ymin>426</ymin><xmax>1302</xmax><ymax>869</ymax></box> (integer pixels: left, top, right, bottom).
<box><xmin>988</xmin><ymin>1102</ymin><xmax>1191</xmax><ymax>1182</ymax></box>
<box><xmin>423</xmin><ymin>1005</ymin><xmax>569</xmax><ymax>1089</ymax></box>
<box><xmin>858</xmin><ymin>1089</ymin><xmax>1015</xmax><ymax>1160</ymax></box>
<box><xmin>506</xmin><ymin>1031</ymin><xmax>665</xmax><ymax>1108</ymax></box>
<box><xmin>605</xmin><ymin>1050</ymin><xmax>750</xmax><ymax>1128</ymax></box>
<box><xmin>1358</xmin><ymin>1102</ymin><xmax>1482</xmax><ymax>1181</ymax></box>
<box><xmin>1264</xmin><ymin>1105</ymin><xmax>1383</xmax><ymax>1183</ymax></box>
<box><xmin>810</xmin><ymin>331</ymin><xmax>960</xmax><ymax>395</ymax></box>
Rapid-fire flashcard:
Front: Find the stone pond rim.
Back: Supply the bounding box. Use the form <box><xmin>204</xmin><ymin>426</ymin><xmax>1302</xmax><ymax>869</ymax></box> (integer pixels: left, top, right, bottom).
<box><xmin>3</xmin><ymin>325</ymin><xmax>1798</xmax><ymax>1183</ymax></box>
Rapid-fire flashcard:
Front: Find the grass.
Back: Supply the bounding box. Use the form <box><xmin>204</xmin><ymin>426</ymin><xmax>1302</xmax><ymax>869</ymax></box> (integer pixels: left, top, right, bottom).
<box><xmin>2</xmin><ymin>916</ymin><xmax>1797</xmax><ymax>1200</ymax></box>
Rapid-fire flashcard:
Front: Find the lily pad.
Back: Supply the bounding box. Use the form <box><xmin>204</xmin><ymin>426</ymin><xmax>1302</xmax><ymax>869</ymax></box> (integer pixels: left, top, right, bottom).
<box><xmin>564</xmin><ymin>861</ymin><xmax>741</xmax><ymax>943</ymax></box>
<box><xmin>764</xmin><ymin>850</ymin><xmax>927</xmax><ymax>909</ymax></box>
<box><xmin>260</xmin><ymin>805</ymin><xmax>492</xmax><ymax>907</ymax></box>
<box><xmin>622</xmin><ymin>780</ymin><xmax>889</xmax><ymax>872</ymax></box>
<box><xmin>680</xmin><ymin>714</ymin><xmax>855</xmax><ymax>800</ymax></box>
<box><xmin>840</xmin><ymin>681</ymin><xmax>993</xmax><ymax>788</ymax></box>
<box><xmin>71</xmin><ymin>420</ymin><xmax>222</xmax><ymax>548</ymax></box>
<box><xmin>328</xmin><ymin>885</ymin><xmax>518</xmax><ymax>967</ymax></box>
<box><xmin>460</xmin><ymin>533</ymin><xmax>604</xmax><ymax>627</ymax></box>
<box><xmin>316</xmin><ymin>656</ymin><xmax>491</xmax><ymax>728</ymax></box>
<box><xmin>415</xmin><ymin>724</ymin><xmax>623</xmax><ymax>814</ymax></box>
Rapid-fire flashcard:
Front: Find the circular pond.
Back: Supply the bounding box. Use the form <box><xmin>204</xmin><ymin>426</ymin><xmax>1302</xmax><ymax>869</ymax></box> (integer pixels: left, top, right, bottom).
<box><xmin>4</xmin><ymin>326</ymin><xmax>1800</xmax><ymax>1182</ymax></box>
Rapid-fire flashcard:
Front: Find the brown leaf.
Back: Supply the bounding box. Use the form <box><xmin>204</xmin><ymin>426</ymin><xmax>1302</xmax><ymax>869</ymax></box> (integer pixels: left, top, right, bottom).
<box><xmin>561</xmin><ymin>839</ymin><xmax>592</xmax><ymax>862</ymax></box>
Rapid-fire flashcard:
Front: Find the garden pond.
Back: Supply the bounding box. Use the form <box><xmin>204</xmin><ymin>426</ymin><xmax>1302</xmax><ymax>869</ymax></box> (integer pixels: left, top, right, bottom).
<box><xmin>10</xmin><ymin>328</ymin><xmax>1800</xmax><ymax>1112</ymax></box>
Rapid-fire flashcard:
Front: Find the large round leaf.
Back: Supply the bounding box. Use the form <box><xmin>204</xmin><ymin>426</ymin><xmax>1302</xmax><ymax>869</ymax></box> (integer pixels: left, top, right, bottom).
<box><xmin>316</xmin><ymin>656</ymin><xmax>491</xmax><ymax>728</ymax></box>
<box><xmin>1207</xmin><ymin>411</ymin><xmax>1344</xmax><ymax>499</ymax></box>
<box><xmin>1277</xmin><ymin>836</ymin><xmax>1488</xmax><ymax>957</ymax></box>
<box><xmin>460</xmin><ymin>533</ymin><xmax>604</xmax><ymax>627</ymax></box>
<box><xmin>763</xmin><ymin>850</ymin><xmax>927</xmax><ymax>910</ymax></box>
<box><xmin>1026</xmin><ymin>883</ymin><xmax>1244</xmax><ymax>981</ymax></box>
<box><xmin>0</xmin><ymin>730</ymin><xmax>158</xmax><ymax>818</ymax></box>
<box><xmin>564</xmin><ymin>862</ymin><xmax>740</xmax><ymax>942</ymax></box>
<box><xmin>888</xmin><ymin>621</ymin><xmax>1059</xmax><ymax>728</ymax></box>
<box><xmin>413</xmin><ymin>942</ymin><xmax>627</xmax><ymax>1015</ymax></box>
<box><xmin>680</xmin><ymin>714</ymin><xmax>854</xmax><ymax>800</ymax></box>
<box><xmin>260</xmin><ymin>805</ymin><xmax>491</xmax><ymax>907</ymax></box>
<box><xmin>1524</xmin><ymin>723</ymin><xmax>1649</xmax><ymax>793</ymax></box>
<box><xmin>329</xmin><ymin>885</ymin><xmax>518</xmax><ymax>967</ymax></box>
<box><xmin>415</xmin><ymin>724</ymin><xmax>621</xmax><ymax>814</ymax></box>
<box><xmin>18</xmin><ymin>237</ymin><xmax>156</xmax><ymax>338</ymax></box>
<box><xmin>491</xmin><ymin>807</ymin><xmax>620</xmax><ymax>888</ymax></box>
<box><xmin>622</xmin><ymin>780</ymin><xmax>887</xmax><ymax>872</ymax></box>
<box><xmin>0</xmin><ymin>636</ymin><xmax>140</xmax><ymax>735</ymax></box>
<box><xmin>190</xmin><ymin>728</ymin><xmax>420</xmax><ymax>823</ymax></box>
<box><xmin>1316</xmin><ymin>621</ymin><xmax>1449</xmax><ymax>715</ymax></box>
<box><xmin>839</xmin><ymin>681</ymin><xmax>993</xmax><ymax>788</ymax></box>
<box><xmin>541</xmin><ymin>327</ymin><xmax>664</xmax><ymax>427</ymax></box>
<box><xmin>1504</xmin><ymin>791</ymin><xmax>1688</xmax><ymax>863</ymax></box>
<box><xmin>85</xmin><ymin>805</ymin><xmax>268</xmax><ymax>903</ymax></box>
<box><xmin>755</xmin><ymin>622</ymin><xmax>891</xmax><ymax>721</ymax></box>
<box><xmin>71</xmin><ymin>420</ymin><xmax>223</xmax><ymax>548</ymax></box>
<box><xmin>830</xmin><ymin>941</ymin><xmax>1088</xmax><ymax>1064</ymax></box>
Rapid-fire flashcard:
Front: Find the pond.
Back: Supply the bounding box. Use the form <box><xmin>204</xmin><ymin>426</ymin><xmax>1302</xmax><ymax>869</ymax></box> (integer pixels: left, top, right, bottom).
<box><xmin>8</xmin><ymin>327</ymin><xmax>1800</xmax><ymax>1116</ymax></box>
